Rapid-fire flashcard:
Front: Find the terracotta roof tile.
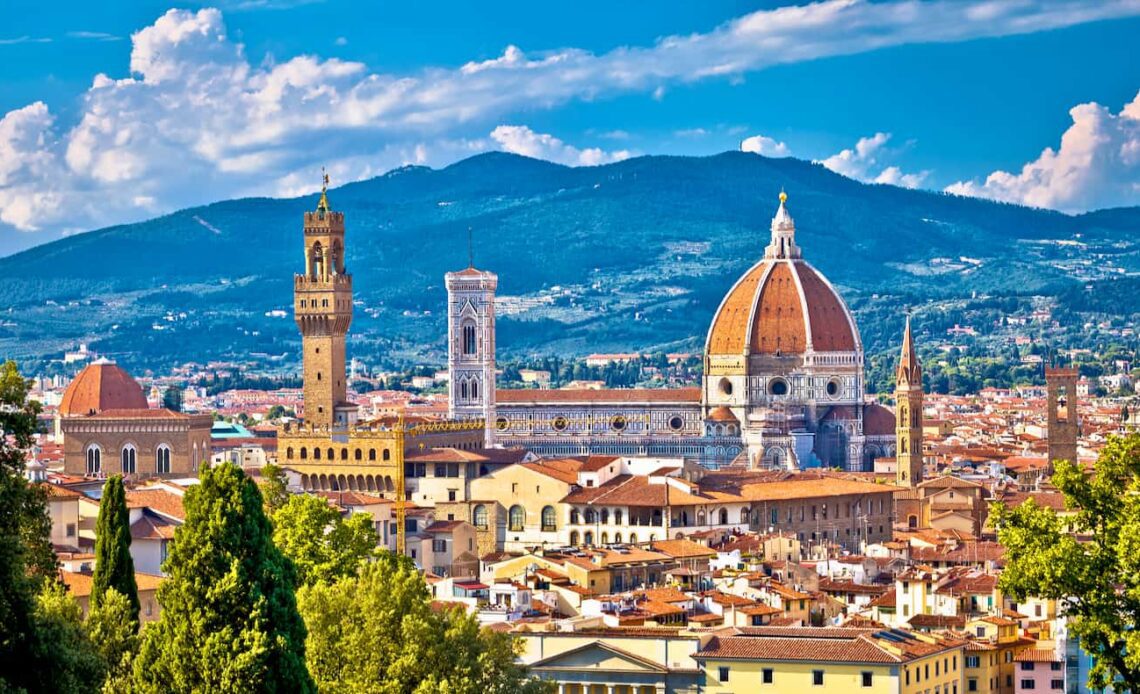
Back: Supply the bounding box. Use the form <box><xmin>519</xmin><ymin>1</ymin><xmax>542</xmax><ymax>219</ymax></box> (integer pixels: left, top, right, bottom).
<box><xmin>59</xmin><ymin>361</ymin><xmax>148</xmax><ymax>416</ymax></box>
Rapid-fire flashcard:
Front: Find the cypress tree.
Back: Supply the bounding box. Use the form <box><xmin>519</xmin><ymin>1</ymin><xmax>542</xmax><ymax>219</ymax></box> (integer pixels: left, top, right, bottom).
<box><xmin>0</xmin><ymin>360</ymin><xmax>58</xmax><ymax>691</ymax></box>
<box><xmin>91</xmin><ymin>475</ymin><xmax>139</xmax><ymax>621</ymax></box>
<box><xmin>132</xmin><ymin>462</ymin><xmax>314</xmax><ymax>693</ymax></box>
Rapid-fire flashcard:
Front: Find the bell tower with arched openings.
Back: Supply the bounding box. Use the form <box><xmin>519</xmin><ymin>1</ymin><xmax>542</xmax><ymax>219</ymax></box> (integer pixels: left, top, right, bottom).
<box><xmin>445</xmin><ymin>257</ymin><xmax>497</xmax><ymax>447</ymax></box>
<box><xmin>295</xmin><ymin>172</ymin><xmax>354</xmax><ymax>429</ymax></box>
<box><xmin>1046</xmin><ymin>365</ymin><xmax>1079</xmax><ymax>470</ymax></box>
<box><xmin>895</xmin><ymin>317</ymin><xmax>924</xmax><ymax>487</ymax></box>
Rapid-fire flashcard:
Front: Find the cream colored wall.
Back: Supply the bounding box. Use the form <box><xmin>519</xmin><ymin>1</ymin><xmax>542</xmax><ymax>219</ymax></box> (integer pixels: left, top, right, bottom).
<box><xmin>701</xmin><ymin>659</ymin><xmax>896</xmax><ymax>694</ymax></box>
<box><xmin>517</xmin><ymin>633</ymin><xmax>700</xmax><ymax>670</ymax></box>
<box><xmin>468</xmin><ymin>465</ymin><xmax>571</xmax><ymax>551</ymax></box>
<box><xmin>49</xmin><ymin>498</ymin><xmax>80</xmax><ymax>546</ymax></box>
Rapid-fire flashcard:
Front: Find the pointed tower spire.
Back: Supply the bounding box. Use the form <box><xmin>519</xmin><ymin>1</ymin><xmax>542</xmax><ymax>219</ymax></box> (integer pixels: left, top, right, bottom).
<box><xmin>895</xmin><ymin>315</ymin><xmax>924</xmax><ymax>488</ymax></box>
<box><xmin>897</xmin><ymin>315</ymin><xmax>921</xmax><ymax>386</ymax></box>
<box><xmin>317</xmin><ymin>167</ymin><xmax>331</xmax><ymax>215</ymax></box>
<box><xmin>764</xmin><ymin>189</ymin><xmax>801</xmax><ymax>260</ymax></box>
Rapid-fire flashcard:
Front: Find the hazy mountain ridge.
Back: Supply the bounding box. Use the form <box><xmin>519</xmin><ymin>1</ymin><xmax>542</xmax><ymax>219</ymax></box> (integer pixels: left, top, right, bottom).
<box><xmin>2</xmin><ymin>151</ymin><xmax>1138</xmax><ymax>373</ymax></box>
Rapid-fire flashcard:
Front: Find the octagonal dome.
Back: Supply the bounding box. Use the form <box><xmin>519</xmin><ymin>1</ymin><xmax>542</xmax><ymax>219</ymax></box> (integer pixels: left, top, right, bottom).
<box><xmin>705</xmin><ymin>193</ymin><xmax>861</xmax><ymax>358</ymax></box>
<box><xmin>59</xmin><ymin>359</ymin><xmax>148</xmax><ymax>416</ymax></box>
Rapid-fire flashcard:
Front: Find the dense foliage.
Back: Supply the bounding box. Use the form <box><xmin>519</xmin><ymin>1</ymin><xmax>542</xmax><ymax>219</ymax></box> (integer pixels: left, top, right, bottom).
<box><xmin>298</xmin><ymin>553</ymin><xmax>550</xmax><ymax>694</ymax></box>
<box><xmin>0</xmin><ymin>360</ymin><xmax>60</xmax><ymax>691</ymax></box>
<box><xmin>132</xmin><ymin>462</ymin><xmax>314</xmax><ymax>692</ymax></box>
<box><xmin>271</xmin><ymin>493</ymin><xmax>378</xmax><ymax>587</ymax></box>
<box><xmin>995</xmin><ymin>434</ymin><xmax>1140</xmax><ymax>691</ymax></box>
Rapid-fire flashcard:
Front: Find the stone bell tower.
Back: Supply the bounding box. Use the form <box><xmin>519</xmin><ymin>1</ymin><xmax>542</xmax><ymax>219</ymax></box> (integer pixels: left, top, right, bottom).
<box><xmin>895</xmin><ymin>317</ymin><xmax>924</xmax><ymax>487</ymax></box>
<box><xmin>445</xmin><ymin>258</ymin><xmax>497</xmax><ymax>447</ymax></box>
<box><xmin>1046</xmin><ymin>366</ymin><xmax>1079</xmax><ymax>470</ymax></box>
<box><xmin>295</xmin><ymin>172</ymin><xmax>355</xmax><ymax>429</ymax></box>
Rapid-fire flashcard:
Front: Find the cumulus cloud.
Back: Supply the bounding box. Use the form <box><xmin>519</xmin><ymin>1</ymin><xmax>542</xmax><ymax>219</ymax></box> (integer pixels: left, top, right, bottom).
<box><xmin>945</xmin><ymin>90</ymin><xmax>1140</xmax><ymax>211</ymax></box>
<box><xmin>3</xmin><ymin>1</ymin><xmax>1139</xmax><ymax>236</ymax></box>
<box><xmin>817</xmin><ymin>132</ymin><xmax>929</xmax><ymax>189</ymax></box>
<box><xmin>740</xmin><ymin>134</ymin><xmax>790</xmax><ymax>157</ymax></box>
<box><xmin>490</xmin><ymin>125</ymin><xmax>630</xmax><ymax>166</ymax></box>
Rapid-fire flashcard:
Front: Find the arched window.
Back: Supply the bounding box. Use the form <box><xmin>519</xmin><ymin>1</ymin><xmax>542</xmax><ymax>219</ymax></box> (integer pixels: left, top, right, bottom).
<box><xmin>327</xmin><ymin>448</ymin><xmax>334</xmax><ymax>461</ymax></box>
<box><xmin>719</xmin><ymin>508</ymin><xmax>729</xmax><ymax>525</ymax></box>
<box><xmin>600</xmin><ymin>532</ymin><xmax>609</xmax><ymax>545</ymax></box>
<box><xmin>584</xmin><ymin>531</ymin><xmax>594</xmax><ymax>546</ymax></box>
<box><xmin>508</xmin><ymin>505</ymin><xmax>525</xmax><ymax>531</ymax></box>
<box><xmin>600</xmin><ymin>509</ymin><xmax>610</xmax><ymax>525</ymax></box>
<box><xmin>314</xmin><ymin>447</ymin><xmax>321</xmax><ymax>460</ymax></box>
<box><xmin>121</xmin><ymin>444</ymin><xmax>137</xmax><ymax>475</ymax></box>
<box><xmin>471</xmin><ymin>379</ymin><xmax>478</xmax><ymax>400</ymax></box>
<box><xmin>473</xmin><ymin>505</ymin><xmax>488</xmax><ymax>529</ymax></box>
<box><xmin>156</xmin><ymin>445</ymin><xmax>172</xmax><ymax>475</ymax></box>
<box><xmin>286</xmin><ymin>447</ymin><xmax>294</xmax><ymax>460</ymax></box>
<box><xmin>614</xmin><ymin>533</ymin><xmax>623</xmax><ymax>544</ymax></box>
<box><xmin>368</xmin><ymin>449</ymin><xmax>376</xmax><ymax>461</ymax></box>
<box><xmin>460</xmin><ymin>381</ymin><xmax>468</xmax><ymax>400</ymax></box>
<box><xmin>340</xmin><ymin>448</ymin><xmax>348</xmax><ymax>460</ymax></box>
<box><xmin>383</xmin><ymin>449</ymin><xmax>391</xmax><ymax>461</ymax></box>
<box><xmin>584</xmin><ymin>509</ymin><xmax>596</xmax><ymax>524</ymax></box>
<box><xmin>86</xmin><ymin>445</ymin><xmax>101</xmax><ymax>475</ymax></box>
<box><xmin>614</xmin><ymin>510</ymin><xmax>623</xmax><ymax>526</ymax></box>
<box><xmin>541</xmin><ymin>506</ymin><xmax>556</xmax><ymax>532</ymax></box>
<box><xmin>570</xmin><ymin>509</ymin><xmax>580</xmax><ymax>525</ymax></box>
<box><xmin>462</xmin><ymin>323</ymin><xmax>477</xmax><ymax>356</ymax></box>
<box><xmin>354</xmin><ymin>449</ymin><xmax>362</xmax><ymax>461</ymax></box>
<box><xmin>569</xmin><ymin>531</ymin><xmax>580</xmax><ymax>546</ymax></box>
<box><xmin>628</xmin><ymin>533</ymin><xmax>637</xmax><ymax>544</ymax></box>
<box><xmin>300</xmin><ymin>447</ymin><xmax>308</xmax><ymax>460</ymax></box>
<box><xmin>908</xmin><ymin>515</ymin><xmax>918</xmax><ymax>529</ymax></box>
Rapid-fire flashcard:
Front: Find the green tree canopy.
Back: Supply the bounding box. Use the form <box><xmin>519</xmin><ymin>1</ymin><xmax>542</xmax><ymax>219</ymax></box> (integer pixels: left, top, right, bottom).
<box><xmin>298</xmin><ymin>553</ymin><xmax>549</xmax><ymax>694</ymax></box>
<box><xmin>92</xmin><ymin>475</ymin><xmax>139</xmax><ymax>622</ymax></box>
<box><xmin>132</xmin><ymin>462</ymin><xmax>314</xmax><ymax>693</ymax></box>
<box><xmin>0</xmin><ymin>360</ymin><xmax>59</xmax><ymax>691</ymax></box>
<box><xmin>995</xmin><ymin>434</ymin><xmax>1140</xmax><ymax>691</ymax></box>
<box><xmin>86</xmin><ymin>587</ymin><xmax>140</xmax><ymax>692</ymax></box>
<box><xmin>271</xmin><ymin>493</ymin><xmax>377</xmax><ymax>587</ymax></box>
<box><xmin>259</xmin><ymin>462</ymin><xmax>289</xmax><ymax>514</ymax></box>
<box><xmin>31</xmin><ymin>581</ymin><xmax>105</xmax><ymax>693</ymax></box>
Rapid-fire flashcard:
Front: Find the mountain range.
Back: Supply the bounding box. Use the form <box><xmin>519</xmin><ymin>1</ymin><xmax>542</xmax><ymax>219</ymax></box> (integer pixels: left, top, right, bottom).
<box><xmin>2</xmin><ymin>151</ymin><xmax>1138</xmax><ymax>374</ymax></box>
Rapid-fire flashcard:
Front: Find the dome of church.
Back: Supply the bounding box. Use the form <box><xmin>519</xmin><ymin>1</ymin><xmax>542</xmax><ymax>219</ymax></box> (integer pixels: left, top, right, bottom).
<box><xmin>705</xmin><ymin>194</ymin><xmax>860</xmax><ymax>357</ymax></box>
<box><xmin>863</xmin><ymin>402</ymin><xmax>897</xmax><ymax>437</ymax></box>
<box><xmin>59</xmin><ymin>359</ymin><xmax>148</xmax><ymax>416</ymax></box>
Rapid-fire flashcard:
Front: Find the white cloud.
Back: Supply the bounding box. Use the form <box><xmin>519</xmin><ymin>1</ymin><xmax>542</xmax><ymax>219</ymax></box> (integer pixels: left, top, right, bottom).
<box><xmin>945</xmin><ymin>90</ymin><xmax>1140</xmax><ymax>212</ymax></box>
<box><xmin>675</xmin><ymin>128</ymin><xmax>709</xmax><ymax>138</ymax></box>
<box><xmin>334</xmin><ymin>36</ymin><xmax>347</xmax><ymax>46</ymax></box>
<box><xmin>3</xmin><ymin>1</ymin><xmax>1140</xmax><ymax>235</ymax></box>
<box><xmin>490</xmin><ymin>125</ymin><xmax>631</xmax><ymax>166</ymax></box>
<box><xmin>740</xmin><ymin>134</ymin><xmax>790</xmax><ymax>157</ymax></box>
<box><xmin>817</xmin><ymin>132</ymin><xmax>928</xmax><ymax>189</ymax></box>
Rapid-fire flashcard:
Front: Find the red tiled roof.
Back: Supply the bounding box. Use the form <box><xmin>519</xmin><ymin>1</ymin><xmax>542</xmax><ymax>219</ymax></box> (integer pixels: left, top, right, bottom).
<box><xmin>59</xmin><ymin>361</ymin><xmax>148</xmax><ymax>416</ymax></box>
<box><xmin>695</xmin><ymin>627</ymin><xmax>960</xmax><ymax>664</ymax></box>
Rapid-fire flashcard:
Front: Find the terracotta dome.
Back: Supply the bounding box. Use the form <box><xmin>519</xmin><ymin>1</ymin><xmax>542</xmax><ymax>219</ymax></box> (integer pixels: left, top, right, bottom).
<box><xmin>705</xmin><ymin>195</ymin><xmax>860</xmax><ymax>357</ymax></box>
<box><xmin>863</xmin><ymin>403</ymin><xmax>897</xmax><ymax>437</ymax></box>
<box><xmin>59</xmin><ymin>359</ymin><xmax>148</xmax><ymax>416</ymax></box>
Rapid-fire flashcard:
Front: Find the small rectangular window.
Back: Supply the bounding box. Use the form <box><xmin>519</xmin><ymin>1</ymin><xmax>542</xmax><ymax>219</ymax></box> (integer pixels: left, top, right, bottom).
<box><xmin>1051</xmin><ymin>679</ymin><xmax>1063</xmax><ymax>690</ymax></box>
<box><xmin>66</xmin><ymin>523</ymin><xmax>76</xmax><ymax>538</ymax></box>
<box><xmin>718</xmin><ymin>667</ymin><xmax>729</xmax><ymax>683</ymax></box>
<box><xmin>1021</xmin><ymin>679</ymin><xmax>1036</xmax><ymax>690</ymax></box>
<box><xmin>762</xmin><ymin>668</ymin><xmax>773</xmax><ymax>684</ymax></box>
<box><xmin>861</xmin><ymin>671</ymin><xmax>872</xmax><ymax>687</ymax></box>
<box><xmin>812</xmin><ymin>670</ymin><xmax>824</xmax><ymax>686</ymax></box>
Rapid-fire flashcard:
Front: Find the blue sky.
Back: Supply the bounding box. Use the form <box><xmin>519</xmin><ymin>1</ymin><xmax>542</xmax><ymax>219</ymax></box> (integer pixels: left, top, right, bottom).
<box><xmin>1</xmin><ymin>0</ymin><xmax>1139</xmax><ymax>255</ymax></box>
